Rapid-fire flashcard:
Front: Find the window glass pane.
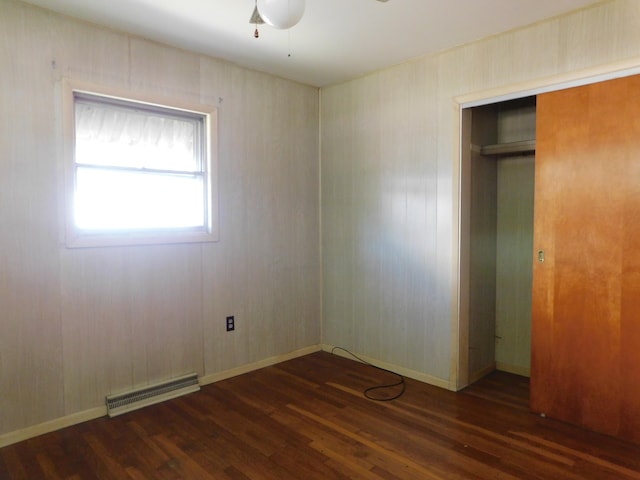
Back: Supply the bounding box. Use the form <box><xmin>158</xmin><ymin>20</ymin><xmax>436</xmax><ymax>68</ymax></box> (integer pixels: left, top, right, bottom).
<box><xmin>74</xmin><ymin>100</ymin><xmax>200</xmax><ymax>172</ymax></box>
<box><xmin>66</xmin><ymin>87</ymin><xmax>217</xmax><ymax>247</ymax></box>
<box><xmin>75</xmin><ymin>167</ymin><xmax>205</xmax><ymax>230</ymax></box>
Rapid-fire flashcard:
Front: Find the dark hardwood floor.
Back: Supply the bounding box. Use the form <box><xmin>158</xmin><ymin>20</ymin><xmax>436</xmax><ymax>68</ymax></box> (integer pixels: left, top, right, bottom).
<box><xmin>2</xmin><ymin>351</ymin><xmax>640</xmax><ymax>479</ymax></box>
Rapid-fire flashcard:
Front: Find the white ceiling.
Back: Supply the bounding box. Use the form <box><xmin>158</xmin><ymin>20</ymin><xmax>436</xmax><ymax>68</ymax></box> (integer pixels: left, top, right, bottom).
<box><xmin>22</xmin><ymin>0</ymin><xmax>604</xmax><ymax>87</ymax></box>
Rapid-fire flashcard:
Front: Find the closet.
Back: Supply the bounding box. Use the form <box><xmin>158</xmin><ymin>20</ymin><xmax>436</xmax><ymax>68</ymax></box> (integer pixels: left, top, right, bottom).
<box><xmin>461</xmin><ymin>74</ymin><xmax>640</xmax><ymax>445</ymax></box>
<box><xmin>460</xmin><ymin>96</ymin><xmax>536</xmax><ymax>384</ymax></box>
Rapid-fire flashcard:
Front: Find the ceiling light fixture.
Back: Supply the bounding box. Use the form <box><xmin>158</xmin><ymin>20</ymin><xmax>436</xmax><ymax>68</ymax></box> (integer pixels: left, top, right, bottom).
<box><xmin>250</xmin><ymin>1</ymin><xmax>264</xmax><ymax>38</ymax></box>
<box><xmin>256</xmin><ymin>0</ymin><xmax>306</xmax><ymax>30</ymax></box>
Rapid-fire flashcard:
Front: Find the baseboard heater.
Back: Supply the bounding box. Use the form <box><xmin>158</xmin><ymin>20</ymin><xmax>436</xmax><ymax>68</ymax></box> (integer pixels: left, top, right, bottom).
<box><xmin>106</xmin><ymin>373</ymin><xmax>200</xmax><ymax>417</ymax></box>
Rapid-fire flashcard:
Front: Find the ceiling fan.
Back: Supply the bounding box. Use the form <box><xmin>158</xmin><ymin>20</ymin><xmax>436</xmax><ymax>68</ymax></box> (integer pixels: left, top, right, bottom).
<box><xmin>249</xmin><ymin>0</ymin><xmax>304</xmax><ymax>37</ymax></box>
<box><xmin>250</xmin><ymin>0</ymin><xmax>388</xmax><ymax>38</ymax></box>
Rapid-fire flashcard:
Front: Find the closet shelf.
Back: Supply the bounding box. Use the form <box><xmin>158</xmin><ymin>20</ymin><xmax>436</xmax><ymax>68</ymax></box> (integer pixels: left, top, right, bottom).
<box><xmin>480</xmin><ymin>139</ymin><xmax>535</xmax><ymax>156</ymax></box>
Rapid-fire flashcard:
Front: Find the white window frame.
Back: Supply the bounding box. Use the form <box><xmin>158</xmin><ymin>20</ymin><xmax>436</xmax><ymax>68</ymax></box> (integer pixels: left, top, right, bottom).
<box><xmin>62</xmin><ymin>79</ymin><xmax>219</xmax><ymax>248</ymax></box>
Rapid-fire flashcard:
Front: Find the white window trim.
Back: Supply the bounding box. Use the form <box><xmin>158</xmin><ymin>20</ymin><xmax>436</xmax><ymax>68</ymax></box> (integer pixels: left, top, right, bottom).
<box><xmin>62</xmin><ymin>78</ymin><xmax>219</xmax><ymax>248</ymax></box>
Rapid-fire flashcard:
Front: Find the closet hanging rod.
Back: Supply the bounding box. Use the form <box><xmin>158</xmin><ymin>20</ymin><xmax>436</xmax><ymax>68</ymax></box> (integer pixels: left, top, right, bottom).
<box><xmin>480</xmin><ymin>139</ymin><xmax>535</xmax><ymax>156</ymax></box>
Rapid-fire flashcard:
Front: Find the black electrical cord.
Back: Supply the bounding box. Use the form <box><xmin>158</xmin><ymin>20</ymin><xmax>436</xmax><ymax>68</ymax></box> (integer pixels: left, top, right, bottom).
<box><xmin>331</xmin><ymin>346</ymin><xmax>406</xmax><ymax>401</ymax></box>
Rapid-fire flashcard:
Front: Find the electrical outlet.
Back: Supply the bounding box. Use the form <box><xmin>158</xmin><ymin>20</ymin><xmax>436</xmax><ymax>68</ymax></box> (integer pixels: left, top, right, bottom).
<box><xmin>226</xmin><ymin>315</ymin><xmax>235</xmax><ymax>332</ymax></box>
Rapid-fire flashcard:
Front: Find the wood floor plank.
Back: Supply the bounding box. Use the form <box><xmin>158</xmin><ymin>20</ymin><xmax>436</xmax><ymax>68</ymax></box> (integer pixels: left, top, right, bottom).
<box><xmin>124</xmin><ymin>419</ymin><xmax>193</xmax><ymax>477</ymax></box>
<box><xmin>309</xmin><ymin>439</ymin><xmax>390</xmax><ymax>480</ymax></box>
<box><xmin>329</xmin><ymin>383</ymin><xmax>578</xmax><ymax>470</ymax></box>
<box><xmin>510</xmin><ymin>432</ymin><xmax>640</xmax><ymax>479</ymax></box>
<box><xmin>2</xmin><ymin>352</ymin><xmax>640</xmax><ymax>479</ymax></box>
<box><xmin>287</xmin><ymin>403</ymin><xmax>446</xmax><ymax>480</ymax></box>
<box><xmin>1</xmin><ymin>447</ymin><xmax>33</xmax><ymax>479</ymax></box>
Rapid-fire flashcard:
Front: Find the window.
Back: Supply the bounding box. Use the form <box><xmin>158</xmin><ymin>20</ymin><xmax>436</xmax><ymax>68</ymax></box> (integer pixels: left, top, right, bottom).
<box><xmin>63</xmin><ymin>82</ymin><xmax>218</xmax><ymax>247</ymax></box>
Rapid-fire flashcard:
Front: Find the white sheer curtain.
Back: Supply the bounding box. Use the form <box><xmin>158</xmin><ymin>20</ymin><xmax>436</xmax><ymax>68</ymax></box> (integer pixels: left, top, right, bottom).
<box><xmin>73</xmin><ymin>96</ymin><xmax>206</xmax><ymax>230</ymax></box>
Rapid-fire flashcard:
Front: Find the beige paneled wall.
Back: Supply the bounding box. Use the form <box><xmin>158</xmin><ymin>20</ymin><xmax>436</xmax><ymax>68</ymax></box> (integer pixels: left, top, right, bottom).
<box><xmin>200</xmin><ymin>60</ymin><xmax>322</xmax><ymax>372</ymax></box>
<box><xmin>0</xmin><ymin>3</ymin><xmax>64</xmax><ymax>437</ymax></box>
<box><xmin>0</xmin><ymin>0</ymin><xmax>320</xmax><ymax>441</ymax></box>
<box><xmin>321</xmin><ymin>0</ymin><xmax>640</xmax><ymax>388</ymax></box>
<box><xmin>321</xmin><ymin>59</ymin><xmax>444</xmax><ymax>378</ymax></box>
<box><xmin>495</xmin><ymin>155</ymin><xmax>535</xmax><ymax>376</ymax></box>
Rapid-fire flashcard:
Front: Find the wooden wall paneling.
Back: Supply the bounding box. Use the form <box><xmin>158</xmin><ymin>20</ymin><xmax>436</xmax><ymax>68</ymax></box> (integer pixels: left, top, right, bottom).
<box><xmin>321</xmin><ymin>58</ymin><xmax>443</xmax><ymax>375</ymax></box>
<box><xmin>271</xmin><ymin>76</ymin><xmax>320</xmax><ymax>353</ymax></box>
<box><xmin>464</xmin><ymin>106</ymin><xmax>497</xmax><ymax>383</ymax></box>
<box><xmin>199</xmin><ymin>57</ymin><xmax>247</xmax><ymax>375</ymax></box>
<box><xmin>243</xmin><ymin>72</ymin><xmax>286</xmax><ymax>362</ymax></box>
<box><xmin>556</xmin><ymin>0</ymin><xmax>640</xmax><ymax>73</ymax></box>
<box><xmin>496</xmin><ymin>103</ymin><xmax>537</xmax><ymax>144</ymax></box>
<box><xmin>292</xmin><ymin>263</ymin><xmax>321</xmax><ymax>348</ymax></box>
<box><xmin>51</xmin><ymin>7</ymin><xmax>134</xmax><ymax>416</ymax></box>
<box><xmin>376</xmin><ymin>70</ymin><xmax>401</xmax><ymax>363</ymax></box>
<box><xmin>469</xmin><ymin>21</ymin><xmax>562</xmax><ymax>90</ymax></box>
<box><xmin>394</xmin><ymin>61</ymin><xmax>439</xmax><ymax>373</ymax></box>
<box><xmin>377</xmin><ymin>66</ymin><xmax>421</xmax><ymax>367</ymax></box>
<box><xmin>238</xmin><ymin>71</ymin><xmax>279</xmax><ymax>361</ymax></box>
<box><xmin>129</xmin><ymin>37</ymin><xmax>201</xmax><ymax>101</ymax></box>
<box><xmin>59</xmin><ymin>249</ymin><xmax>134</xmax><ymax>412</ymax></box>
<box><xmin>322</xmin><ymin>79</ymin><xmax>362</xmax><ymax>352</ymax></box>
<box><xmin>125</xmin><ymin>245</ymin><xmax>205</xmax><ymax>385</ymax></box>
<box><xmin>48</xmin><ymin>7</ymin><xmax>130</xmax><ymax>88</ymax></box>
<box><xmin>267</xmin><ymin>78</ymin><xmax>299</xmax><ymax>353</ymax></box>
<box><xmin>351</xmin><ymin>77</ymin><xmax>383</xmax><ymax>359</ymax></box>
<box><xmin>532</xmin><ymin>74</ymin><xmax>640</xmax><ymax>444</ymax></box>
<box><xmin>0</xmin><ymin>1</ymin><xmax>65</xmax><ymax>434</ymax></box>
<box><xmin>217</xmin><ymin>65</ymin><xmax>253</xmax><ymax>365</ymax></box>
<box><xmin>495</xmin><ymin>155</ymin><xmax>534</xmax><ymax>375</ymax></box>
<box><xmin>199</xmin><ymin>59</ymin><xmax>320</xmax><ymax>376</ymax></box>
<box><xmin>320</xmin><ymin>83</ymin><xmax>356</xmax><ymax>350</ymax></box>
<box><xmin>59</xmin><ymin>154</ymin><xmax>205</xmax><ymax>404</ymax></box>
<box><xmin>467</xmin><ymin>151</ymin><xmax>497</xmax><ymax>381</ymax></box>
<box><xmin>286</xmin><ymin>86</ymin><xmax>321</xmax><ymax>349</ymax></box>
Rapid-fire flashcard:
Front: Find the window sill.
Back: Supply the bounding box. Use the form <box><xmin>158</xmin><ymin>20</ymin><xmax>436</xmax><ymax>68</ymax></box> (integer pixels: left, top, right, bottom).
<box><xmin>65</xmin><ymin>227</ymin><xmax>219</xmax><ymax>249</ymax></box>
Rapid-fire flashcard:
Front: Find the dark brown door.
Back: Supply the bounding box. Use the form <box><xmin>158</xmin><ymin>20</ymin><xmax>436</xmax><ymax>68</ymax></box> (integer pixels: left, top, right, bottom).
<box><xmin>531</xmin><ymin>74</ymin><xmax>640</xmax><ymax>444</ymax></box>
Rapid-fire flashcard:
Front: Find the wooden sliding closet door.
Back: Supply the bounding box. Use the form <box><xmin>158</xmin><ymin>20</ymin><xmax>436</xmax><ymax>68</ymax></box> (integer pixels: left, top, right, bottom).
<box><xmin>531</xmin><ymin>74</ymin><xmax>640</xmax><ymax>444</ymax></box>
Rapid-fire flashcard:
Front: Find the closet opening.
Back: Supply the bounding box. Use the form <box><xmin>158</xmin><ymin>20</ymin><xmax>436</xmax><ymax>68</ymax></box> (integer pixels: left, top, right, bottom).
<box><xmin>459</xmin><ymin>95</ymin><xmax>536</xmax><ymax>388</ymax></box>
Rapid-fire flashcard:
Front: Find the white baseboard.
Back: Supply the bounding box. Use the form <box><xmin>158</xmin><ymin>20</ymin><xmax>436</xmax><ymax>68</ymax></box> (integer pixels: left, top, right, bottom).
<box><xmin>322</xmin><ymin>344</ymin><xmax>453</xmax><ymax>390</ymax></box>
<box><xmin>0</xmin><ymin>344</ymin><xmax>323</xmax><ymax>448</ymax></box>
<box><xmin>0</xmin><ymin>406</ymin><xmax>106</xmax><ymax>449</ymax></box>
<box><xmin>199</xmin><ymin>344</ymin><xmax>322</xmax><ymax>385</ymax></box>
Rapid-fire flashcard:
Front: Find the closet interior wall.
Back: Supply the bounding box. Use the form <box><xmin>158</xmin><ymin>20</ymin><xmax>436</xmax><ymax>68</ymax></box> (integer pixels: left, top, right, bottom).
<box><xmin>465</xmin><ymin>97</ymin><xmax>536</xmax><ymax>383</ymax></box>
